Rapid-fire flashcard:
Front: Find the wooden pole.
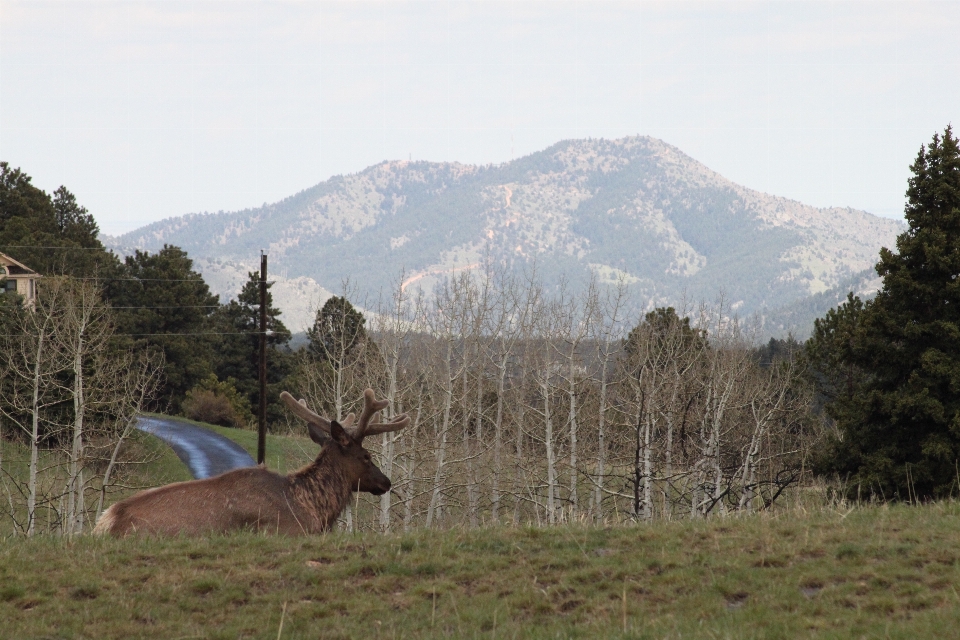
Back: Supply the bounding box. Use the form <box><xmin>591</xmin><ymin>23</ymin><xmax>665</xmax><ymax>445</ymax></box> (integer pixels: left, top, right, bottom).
<box><xmin>258</xmin><ymin>252</ymin><xmax>267</xmax><ymax>465</ymax></box>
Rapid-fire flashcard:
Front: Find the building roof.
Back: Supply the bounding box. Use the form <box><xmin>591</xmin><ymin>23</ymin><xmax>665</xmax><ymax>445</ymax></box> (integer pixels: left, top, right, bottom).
<box><xmin>0</xmin><ymin>252</ymin><xmax>40</xmax><ymax>277</ymax></box>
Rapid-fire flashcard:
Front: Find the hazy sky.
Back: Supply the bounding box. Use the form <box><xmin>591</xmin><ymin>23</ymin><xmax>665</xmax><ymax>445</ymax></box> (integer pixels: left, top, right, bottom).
<box><xmin>2</xmin><ymin>1</ymin><xmax>958</xmax><ymax>235</ymax></box>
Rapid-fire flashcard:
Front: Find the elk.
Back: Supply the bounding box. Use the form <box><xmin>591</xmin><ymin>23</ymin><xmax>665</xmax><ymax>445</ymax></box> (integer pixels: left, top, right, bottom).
<box><xmin>93</xmin><ymin>389</ymin><xmax>409</xmax><ymax>536</ymax></box>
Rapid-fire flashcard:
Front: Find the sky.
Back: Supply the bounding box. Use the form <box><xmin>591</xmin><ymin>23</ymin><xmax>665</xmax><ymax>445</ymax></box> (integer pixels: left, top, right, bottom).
<box><xmin>1</xmin><ymin>1</ymin><xmax>958</xmax><ymax>236</ymax></box>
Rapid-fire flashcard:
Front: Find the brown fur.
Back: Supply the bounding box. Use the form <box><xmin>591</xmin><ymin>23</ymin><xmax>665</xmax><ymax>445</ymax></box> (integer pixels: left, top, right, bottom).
<box><xmin>94</xmin><ymin>423</ymin><xmax>389</xmax><ymax>537</ymax></box>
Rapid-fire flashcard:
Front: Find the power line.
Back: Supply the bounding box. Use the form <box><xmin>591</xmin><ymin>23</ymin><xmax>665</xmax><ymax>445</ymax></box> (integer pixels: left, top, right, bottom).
<box><xmin>46</xmin><ymin>277</ymin><xmax>214</xmax><ymax>283</ymax></box>
<box><xmin>0</xmin><ymin>331</ymin><xmax>279</xmax><ymax>338</ymax></box>
<box><xmin>2</xmin><ymin>305</ymin><xmax>221</xmax><ymax>312</ymax></box>
<box><xmin>0</xmin><ymin>245</ymin><xmax>118</xmax><ymax>251</ymax></box>
<box><xmin>2</xmin><ymin>245</ymin><xmax>259</xmax><ymax>283</ymax></box>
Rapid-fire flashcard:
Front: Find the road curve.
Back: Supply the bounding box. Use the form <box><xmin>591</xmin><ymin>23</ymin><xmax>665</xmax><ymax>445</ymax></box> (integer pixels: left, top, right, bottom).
<box><xmin>136</xmin><ymin>416</ymin><xmax>256</xmax><ymax>480</ymax></box>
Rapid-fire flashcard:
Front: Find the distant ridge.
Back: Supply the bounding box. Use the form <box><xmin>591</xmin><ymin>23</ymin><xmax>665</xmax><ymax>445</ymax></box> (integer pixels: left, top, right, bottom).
<box><xmin>106</xmin><ymin>136</ymin><xmax>902</xmax><ymax>336</ymax></box>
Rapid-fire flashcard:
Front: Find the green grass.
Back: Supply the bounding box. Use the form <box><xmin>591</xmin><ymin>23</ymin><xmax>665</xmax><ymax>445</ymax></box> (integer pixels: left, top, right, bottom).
<box><xmin>147</xmin><ymin>413</ymin><xmax>318</xmax><ymax>475</ymax></box>
<box><xmin>0</xmin><ymin>427</ymin><xmax>191</xmax><ymax>490</ymax></box>
<box><xmin>133</xmin><ymin>429</ymin><xmax>195</xmax><ymax>485</ymax></box>
<box><xmin>0</xmin><ymin>429</ymin><xmax>192</xmax><ymax>536</ymax></box>
<box><xmin>204</xmin><ymin>423</ymin><xmax>316</xmax><ymax>474</ymax></box>
<box><xmin>2</xmin><ymin>502</ymin><xmax>960</xmax><ymax>638</ymax></box>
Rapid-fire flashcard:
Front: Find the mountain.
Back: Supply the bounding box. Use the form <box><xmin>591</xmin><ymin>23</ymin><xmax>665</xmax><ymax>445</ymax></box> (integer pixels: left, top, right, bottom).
<box><xmin>105</xmin><ymin>136</ymin><xmax>903</xmax><ymax>336</ymax></box>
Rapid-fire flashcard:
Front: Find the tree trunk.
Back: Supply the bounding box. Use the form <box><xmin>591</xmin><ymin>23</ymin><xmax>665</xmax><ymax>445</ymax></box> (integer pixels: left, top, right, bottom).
<box><xmin>462</xmin><ymin>344</ymin><xmax>477</xmax><ymax>528</ymax></box>
<box><xmin>67</xmin><ymin>332</ymin><xmax>85</xmax><ymax>536</ymax></box>
<box><xmin>567</xmin><ymin>355</ymin><xmax>578</xmax><ymax>520</ymax></box>
<box><xmin>427</xmin><ymin>339</ymin><xmax>454</xmax><ymax>529</ymax></box>
<box><xmin>543</xmin><ymin>372</ymin><xmax>556</xmax><ymax>525</ymax></box>
<box><xmin>379</xmin><ymin>431</ymin><xmax>395</xmax><ymax>530</ymax></box>
<box><xmin>643</xmin><ymin>414</ymin><xmax>653</xmax><ymax>521</ymax></box>
<box><xmin>492</xmin><ymin>353</ymin><xmax>507</xmax><ymax>522</ymax></box>
<box><xmin>379</xmin><ymin>359</ymin><xmax>399</xmax><ymax>531</ymax></box>
<box><xmin>402</xmin><ymin>402</ymin><xmax>419</xmax><ymax>532</ymax></box>
<box><xmin>26</xmin><ymin>330</ymin><xmax>44</xmax><ymax>537</ymax></box>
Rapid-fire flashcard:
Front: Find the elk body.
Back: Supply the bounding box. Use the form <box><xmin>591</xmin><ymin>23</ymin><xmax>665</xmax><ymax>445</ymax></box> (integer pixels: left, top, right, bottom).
<box><xmin>93</xmin><ymin>389</ymin><xmax>408</xmax><ymax>537</ymax></box>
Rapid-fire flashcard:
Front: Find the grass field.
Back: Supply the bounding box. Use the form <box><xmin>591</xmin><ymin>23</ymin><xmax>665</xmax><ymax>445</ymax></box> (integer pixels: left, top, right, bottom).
<box><xmin>203</xmin><ymin>422</ymin><xmax>317</xmax><ymax>474</ymax></box>
<box><xmin>2</xmin><ymin>501</ymin><xmax>960</xmax><ymax>638</ymax></box>
<box><xmin>0</xmin><ymin>427</ymin><xmax>193</xmax><ymax>536</ymax></box>
<box><xmin>144</xmin><ymin>414</ymin><xmax>320</xmax><ymax>473</ymax></box>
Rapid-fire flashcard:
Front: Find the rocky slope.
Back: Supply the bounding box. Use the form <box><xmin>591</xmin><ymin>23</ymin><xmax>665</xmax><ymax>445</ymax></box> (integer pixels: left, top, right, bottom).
<box><xmin>107</xmin><ymin>136</ymin><xmax>903</xmax><ymax>335</ymax></box>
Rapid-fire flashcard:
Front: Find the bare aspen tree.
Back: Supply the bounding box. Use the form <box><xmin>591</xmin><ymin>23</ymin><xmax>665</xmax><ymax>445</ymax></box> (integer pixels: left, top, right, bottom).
<box><xmin>738</xmin><ymin>365</ymin><xmax>782</xmax><ymax>512</ymax></box>
<box><xmin>650</xmin><ymin>304</ymin><xmax>704</xmax><ymax>520</ymax></box>
<box><xmin>300</xmin><ymin>282</ymin><xmax>376</xmax><ymax>531</ymax></box>
<box><xmin>0</xmin><ymin>282</ymin><xmax>67</xmax><ymax>535</ymax></box>
<box><xmin>554</xmin><ymin>279</ymin><xmax>596</xmax><ymax>521</ymax></box>
<box><xmin>485</xmin><ymin>273</ymin><xmax>525</xmax><ymax>523</ymax></box>
<box><xmin>459</xmin><ymin>285</ymin><xmax>475</xmax><ymax>528</ymax></box>
<box><xmin>371</xmin><ymin>275</ymin><xmax>417</xmax><ymax>531</ymax></box>
<box><xmin>401</xmin><ymin>386</ymin><xmax>424</xmax><ymax>532</ymax></box>
<box><xmin>55</xmin><ymin>278</ymin><xmax>112</xmax><ymax>536</ymax></box>
<box><xmin>588</xmin><ymin>278</ymin><xmax>628</xmax><ymax>521</ymax></box>
<box><xmin>510</xmin><ymin>333</ymin><xmax>531</xmax><ymax>526</ymax></box>
<box><xmin>462</xmin><ymin>272</ymin><xmax>492</xmax><ymax>528</ymax></box>
<box><xmin>424</xmin><ymin>279</ymin><xmax>462</xmax><ymax>528</ymax></box>
<box><xmin>25</xmin><ymin>299</ymin><xmax>61</xmax><ymax>536</ymax></box>
<box><xmin>95</xmin><ymin>349</ymin><xmax>163</xmax><ymax>521</ymax></box>
<box><xmin>533</xmin><ymin>299</ymin><xmax>560</xmax><ymax>525</ymax></box>
<box><xmin>705</xmin><ymin>315</ymin><xmax>752</xmax><ymax>516</ymax></box>
<box><xmin>511</xmin><ymin>277</ymin><xmax>542</xmax><ymax>525</ymax></box>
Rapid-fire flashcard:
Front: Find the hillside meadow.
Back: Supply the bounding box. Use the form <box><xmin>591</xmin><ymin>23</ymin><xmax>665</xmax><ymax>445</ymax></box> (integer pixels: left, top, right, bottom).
<box><xmin>2</xmin><ymin>500</ymin><xmax>960</xmax><ymax>639</ymax></box>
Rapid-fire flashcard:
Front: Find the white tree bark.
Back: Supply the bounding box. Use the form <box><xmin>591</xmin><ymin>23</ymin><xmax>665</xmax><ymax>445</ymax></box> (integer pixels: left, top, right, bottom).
<box><xmin>542</xmin><ymin>356</ymin><xmax>556</xmax><ymax>525</ymax></box>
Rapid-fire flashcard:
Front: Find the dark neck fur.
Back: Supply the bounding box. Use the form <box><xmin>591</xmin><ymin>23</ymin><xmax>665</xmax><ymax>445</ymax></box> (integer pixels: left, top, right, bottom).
<box><xmin>288</xmin><ymin>447</ymin><xmax>355</xmax><ymax>531</ymax></box>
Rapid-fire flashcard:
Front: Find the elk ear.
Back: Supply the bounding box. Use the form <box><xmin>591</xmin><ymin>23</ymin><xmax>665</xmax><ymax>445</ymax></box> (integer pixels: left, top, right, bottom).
<box><xmin>329</xmin><ymin>420</ymin><xmax>352</xmax><ymax>448</ymax></box>
<box><xmin>307</xmin><ymin>422</ymin><xmax>332</xmax><ymax>446</ymax></box>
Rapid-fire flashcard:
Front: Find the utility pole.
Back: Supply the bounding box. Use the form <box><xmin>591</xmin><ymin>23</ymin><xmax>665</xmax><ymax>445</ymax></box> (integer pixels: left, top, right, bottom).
<box><xmin>258</xmin><ymin>252</ymin><xmax>267</xmax><ymax>465</ymax></box>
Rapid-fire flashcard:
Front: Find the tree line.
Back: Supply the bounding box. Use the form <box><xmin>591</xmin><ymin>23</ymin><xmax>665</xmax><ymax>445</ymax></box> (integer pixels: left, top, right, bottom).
<box><xmin>293</xmin><ymin>274</ymin><xmax>817</xmax><ymax>533</ymax></box>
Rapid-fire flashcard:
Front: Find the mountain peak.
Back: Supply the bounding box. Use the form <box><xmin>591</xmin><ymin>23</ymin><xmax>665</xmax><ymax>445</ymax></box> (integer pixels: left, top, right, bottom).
<box><xmin>107</xmin><ymin>135</ymin><xmax>902</xmax><ymax>336</ymax></box>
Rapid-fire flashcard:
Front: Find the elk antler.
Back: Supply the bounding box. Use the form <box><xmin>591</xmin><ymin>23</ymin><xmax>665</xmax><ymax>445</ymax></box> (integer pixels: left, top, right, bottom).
<box><xmin>353</xmin><ymin>388</ymin><xmax>411</xmax><ymax>441</ymax></box>
<box><xmin>280</xmin><ymin>391</ymin><xmax>330</xmax><ymax>429</ymax></box>
<box><xmin>280</xmin><ymin>389</ymin><xmax>406</xmax><ymax>443</ymax></box>
<box><xmin>279</xmin><ymin>391</ymin><xmax>355</xmax><ymax>445</ymax></box>
<box><xmin>280</xmin><ymin>391</ymin><xmax>332</xmax><ymax>445</ymax></box>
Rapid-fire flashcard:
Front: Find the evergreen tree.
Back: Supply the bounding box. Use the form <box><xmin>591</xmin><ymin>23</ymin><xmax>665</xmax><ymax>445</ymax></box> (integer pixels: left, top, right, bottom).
<box><xmin>811</xmin><ymin>126</ymin><xmax>960</xmax><ymax>499</ymax></box>
<box><xmin>52</xmin><ymin>186</ymin><xmax>100</xmax><ymax>246</ymax></box>
<box><xmin>307</xmin><ymin>296</ymin><xmax>368</xmax><ymax>367</ymax></box>
<box><xmin>213</xmin><ymin>272</ymin><xmax>293</xmax><ymax>426</ymax></box>
<box><xmin>109</xmin><ymin>245</ymin><xmax>220</xmax><ymax>411</ymax></box>
<box><xmin>754</xmin><ymin>335</ymin><xmax>803</xmax><ymax>368</ymax></box>
<box><xmin>0</xmin><ymin>163</ymin><xmax>118</xmax><ymax>277</ymax></box>
<box><xmin>624</xmin><ymin>306</ymin><xmax>705</xmax><ymax>360</ymax></box>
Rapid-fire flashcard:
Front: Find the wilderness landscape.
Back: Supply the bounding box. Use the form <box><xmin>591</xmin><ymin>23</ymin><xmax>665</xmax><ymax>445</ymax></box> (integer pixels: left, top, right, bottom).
<box><xmin>4</xmin><ymin>125</ymin><xmax>960</xmax><ymax>636</ymax></box>
<box><xmin>4</xmin><ymin>1</ymin><xmax>960</xmax><ymax>636</ymax></box>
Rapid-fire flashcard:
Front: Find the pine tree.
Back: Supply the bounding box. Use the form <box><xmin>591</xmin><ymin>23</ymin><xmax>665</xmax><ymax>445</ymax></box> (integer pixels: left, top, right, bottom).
<box><xmin>52</xmin><ymin>186</ymin><xmax>100</xmax><ymax>247</ymax></box>
<box><xmin>213</xmin><ymin>272</ymin><xmax>293</xmax><ymax>426</ymax></box>
<box><xmin>812</xmin><ymin>126</ymin><xmax>960</xmax><ymax>498</ymax></box>
<box><xmin>109</xmin><ymin>245</ymin><xmax>220</xmax><ymax>411</ymax></box>
<box><xmin>307</xmin><ymin>296</ymin><xmax>368</xmax><ymax>366</ymax></box>
<box><xmin>0</xmin><ymin>163</ymin><xmax>118</xmax><ymax>277</ymax></box>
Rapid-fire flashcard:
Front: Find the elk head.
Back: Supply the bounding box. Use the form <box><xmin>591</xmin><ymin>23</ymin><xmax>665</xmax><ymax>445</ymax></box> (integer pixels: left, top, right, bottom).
<box><xmin>280</xmin><ymin>389</ymin><xmax>410</xmax><ymax>496</ymax></box>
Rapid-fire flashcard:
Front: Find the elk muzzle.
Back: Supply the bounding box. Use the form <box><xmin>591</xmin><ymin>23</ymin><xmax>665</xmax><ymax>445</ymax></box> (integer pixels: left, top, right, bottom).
<box><xmin>359</xmin><ymin>465</ymin><xmax>392</xmax><ymax>495</ymax></box>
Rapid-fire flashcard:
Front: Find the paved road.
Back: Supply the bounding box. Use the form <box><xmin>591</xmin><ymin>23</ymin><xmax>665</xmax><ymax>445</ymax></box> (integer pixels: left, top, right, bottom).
<box><xmin>136</xmin><ymin>416</ymin><xmax>256</xmax><ymax>479</ymax></box>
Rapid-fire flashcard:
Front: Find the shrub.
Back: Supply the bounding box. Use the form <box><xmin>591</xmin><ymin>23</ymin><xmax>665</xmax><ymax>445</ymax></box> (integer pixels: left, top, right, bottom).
<box><xmin>182</xmin><ymin>375</ymin><xmax>254</xmax><ymax>429</ymax></box>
